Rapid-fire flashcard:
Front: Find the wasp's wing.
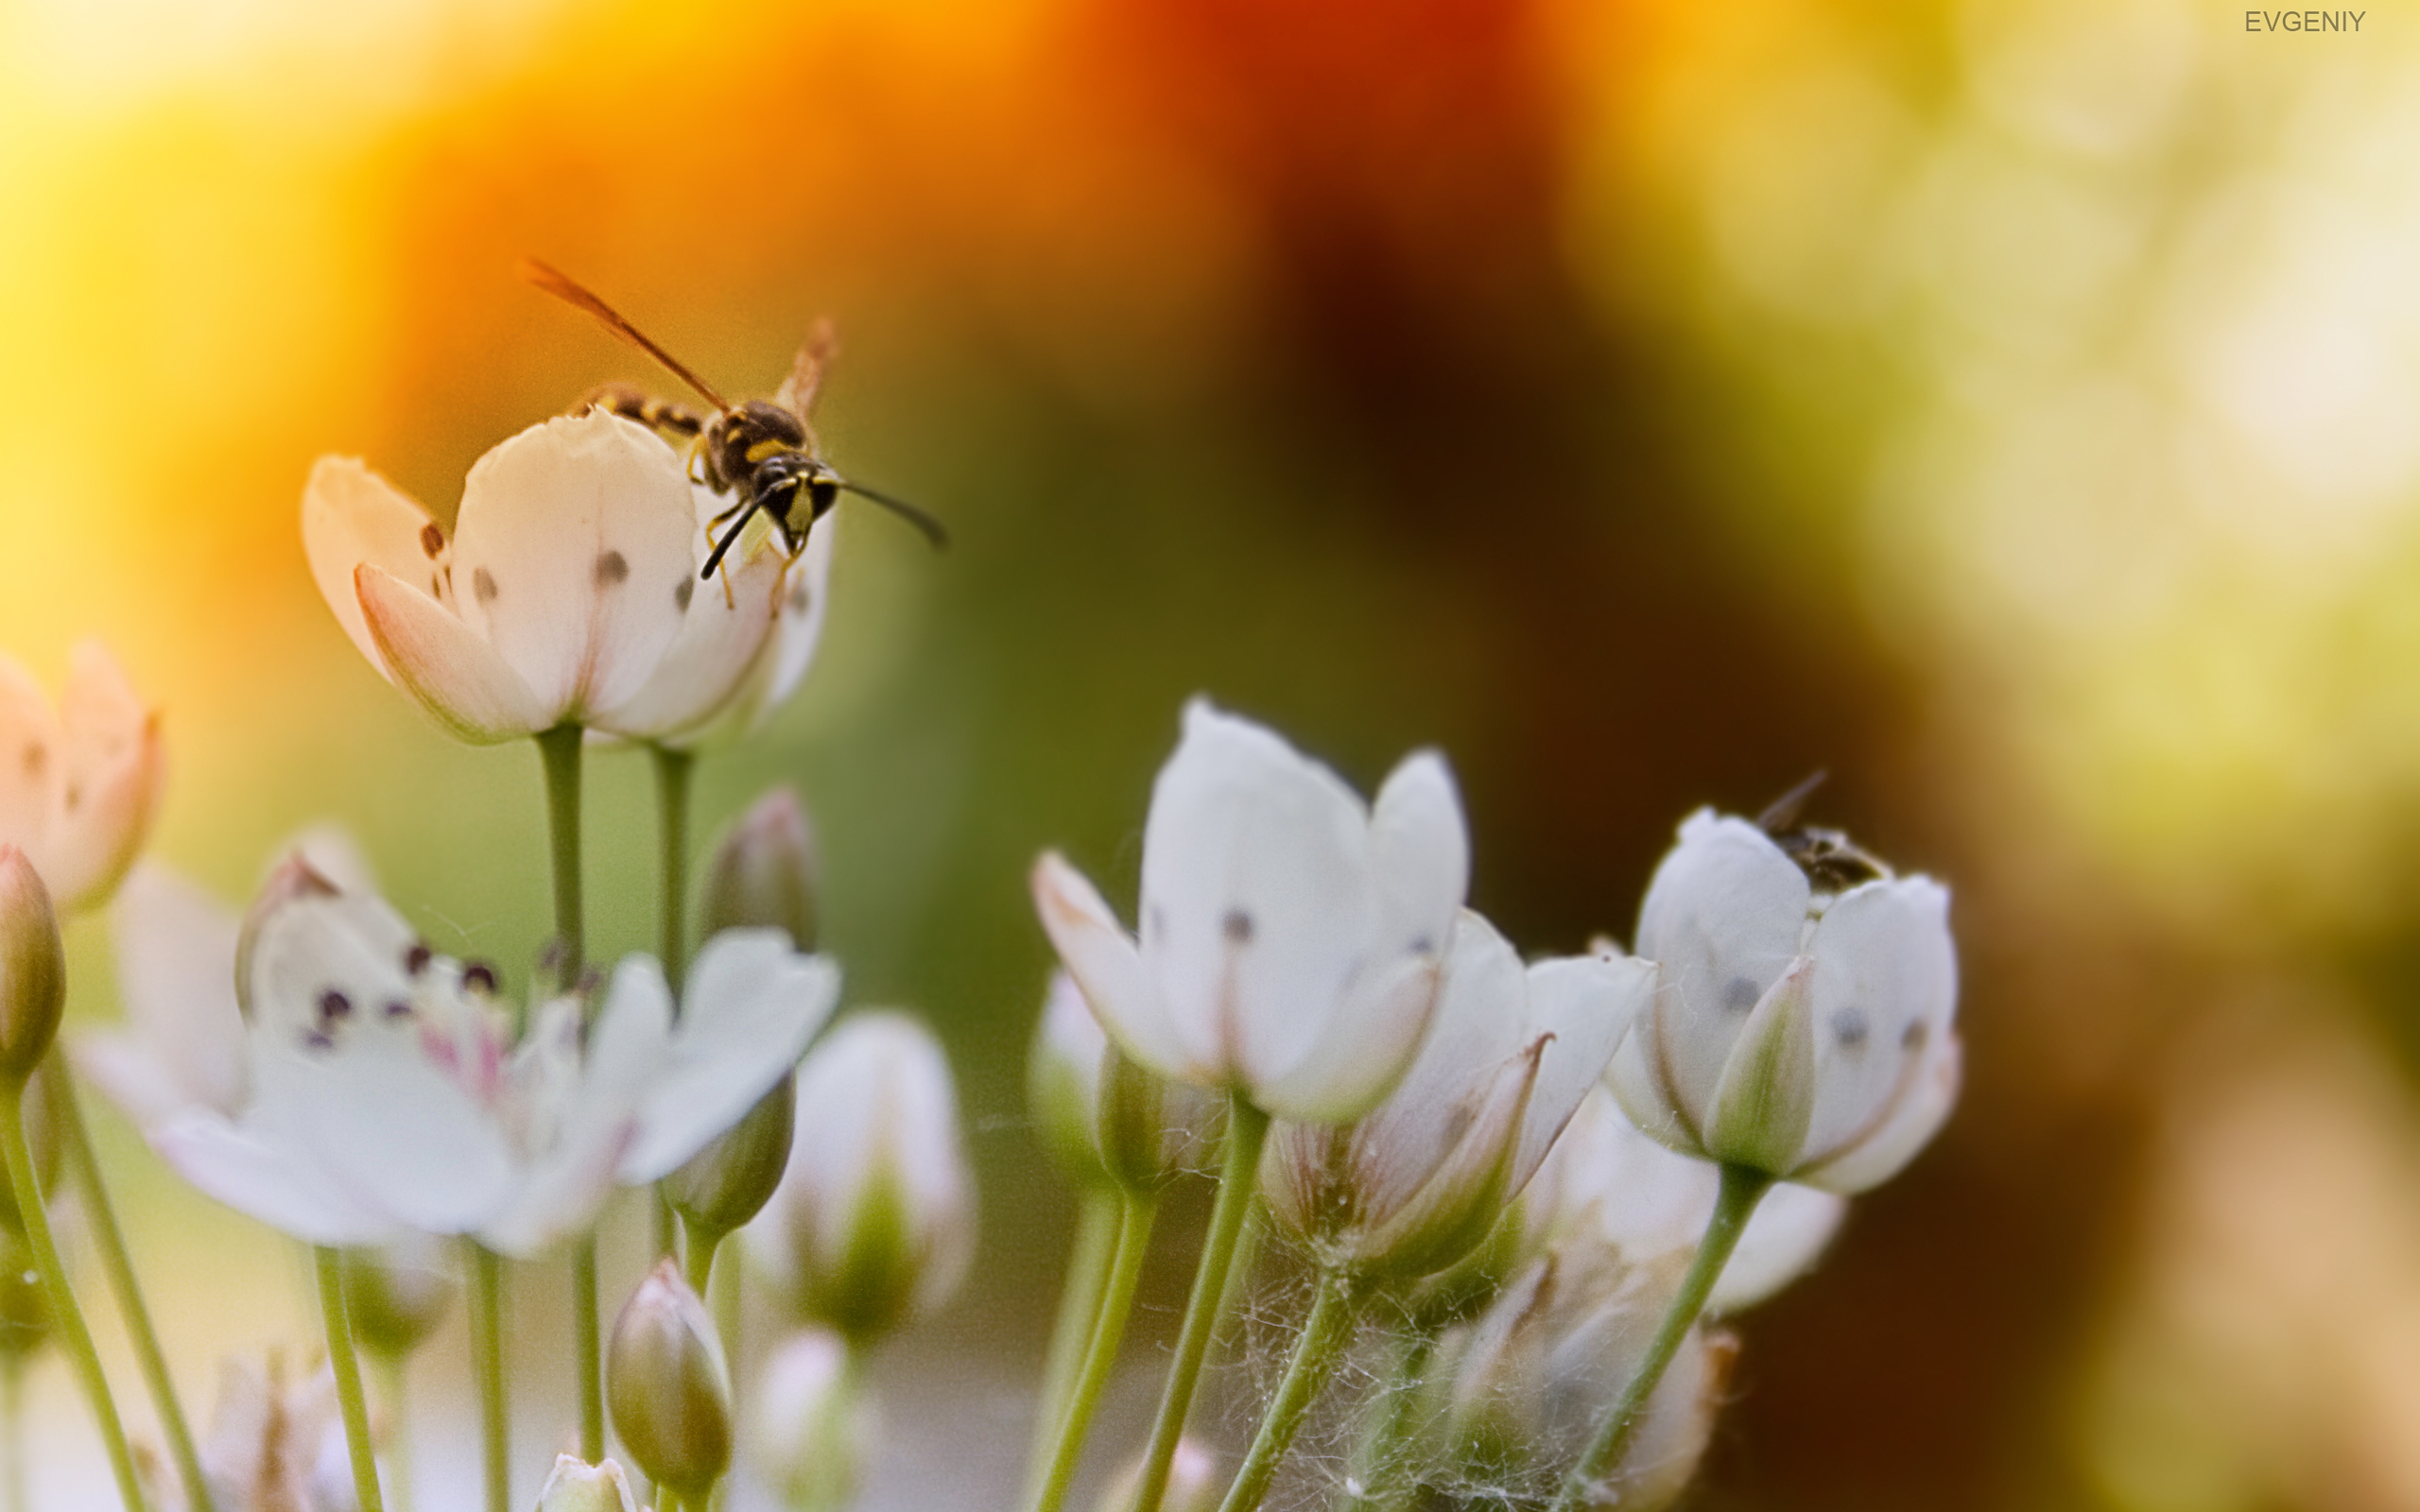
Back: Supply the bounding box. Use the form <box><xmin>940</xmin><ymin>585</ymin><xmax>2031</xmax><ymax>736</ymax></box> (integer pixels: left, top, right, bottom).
<box><xmin>522</xmin><ymin>258</ymin><xmax>730</xmax><ymax>412</ymax></box>
<box><xmin>774</xmin><ymin>318</ymin><xmax>839</xmax><ymax>449</ymax></box>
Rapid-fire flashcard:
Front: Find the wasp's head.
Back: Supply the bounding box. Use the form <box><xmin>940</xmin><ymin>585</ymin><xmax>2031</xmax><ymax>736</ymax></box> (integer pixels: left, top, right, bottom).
<box><xmin>705</xmin><ymin>400</ymin><xmax>808</xmax><ymax>491</ymax></box>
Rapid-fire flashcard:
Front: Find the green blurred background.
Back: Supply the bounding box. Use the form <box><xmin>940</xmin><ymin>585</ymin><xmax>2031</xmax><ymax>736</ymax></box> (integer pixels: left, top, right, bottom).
<box><xmin>5</xmin><ymin>0</ymin><xmax>2418</xmax><ymax>1506</ymax></box>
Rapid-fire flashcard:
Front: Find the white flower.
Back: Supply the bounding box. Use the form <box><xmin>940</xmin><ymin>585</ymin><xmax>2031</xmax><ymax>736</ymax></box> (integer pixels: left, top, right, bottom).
<box><xmin>749</xmin><ymin>1012</ymin><xmax>975</xmax><ymax>1343</ymax></box>
<box><xmin>1260</xmin><ymin>911</ymin><xmax>1651</xmax><ymax>1280</ymax></box>
<box><xmin>1032</xmin><ymin>698</ymin><xmax>1468</xmax><ymax>1124</ymax></box>
<box><xmin>1523</xmin><ymin>1087</ymin><xmax>1845</xmax><ymax>1314</ymax></box>
<box><xmin>302</xmin><ymin>410</ymin><xmax>832</xmax><ymax>746</ymax></box>
<box><xmin>0</xmin><ymin>642</ymin><xmax>162</xmax><ymax>915</ymax></box>
<box><xmin>1605</xmin><ymin>810</ymin><xmax>1961</xmax><ymax>1192</ymax></box>
<box><xmin>170</xmin><ymin>1356</ymin><xmax>355</xmax><ymax>1512</ymax></box>
<box><xmin>144</xmin><ymin>860</ymin><xmax>837</xmax><ymax>1256</ymax></box>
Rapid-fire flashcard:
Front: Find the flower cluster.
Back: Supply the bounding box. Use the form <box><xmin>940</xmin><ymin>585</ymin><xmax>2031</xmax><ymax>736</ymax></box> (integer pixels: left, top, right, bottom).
<box><xmin>0</xmin><ymin>346</ymin><xmax>1960</xmax><ymax>1512</ymax></box>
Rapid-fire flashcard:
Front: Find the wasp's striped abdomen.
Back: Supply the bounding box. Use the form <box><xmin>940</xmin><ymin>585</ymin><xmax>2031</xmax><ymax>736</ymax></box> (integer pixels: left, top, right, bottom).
<box><xmin>579</xmin><ymin>383</ymin><xmax>707</xmax><ymax>440</ymax></box>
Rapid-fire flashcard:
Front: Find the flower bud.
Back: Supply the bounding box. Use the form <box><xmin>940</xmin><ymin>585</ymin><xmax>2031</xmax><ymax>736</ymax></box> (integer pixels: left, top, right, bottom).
<box><xmin>1606</xmin><ymin>810</ymin><xmax>1960</xmax><ymax>1192</ymax></box>
<box><xmin>1094</xmin><ymin>1436</ymin><xmax>1220</xmax><ymax>1512</ymax></box>
<box><xmin>0</xmin><ymin>850</ymin><xmax>64</xmax><ymax>1081</ymax></box>
<box><xmin>607</xmin><ymin>1260</ymin><xmax>733</xmax><ymax>1499</ymax></box>
<box><xmin>338</xmin><ymin>1233</ymin><xmax>458</xmax><ymax>1359</ymax></box>
<box><xmin>750</xmin><ymin>1327</ymin><xmax>870</xmax><ymax>1511</ymax></box>
<box><xmin>666</xmin><ymin>1072</ymin><xmax>796</xmax><ymax>1238</ymax></box>
<box><xmin>537</xmin><ymin>1454</ymin><xmax>641</xmax><ymax>1512</ymax></box>
<box><xmin>750</xmin><ymin>1013</ymin><xmax>975</xmax><ymax>1345</ymax></box>
<box><xmin>701</xmin><ymin>787</ymin><xmax>819</xmax><ymax>948</ymax></box>
<box><xmin>1029</xmin><ymin>971</ymin><xmax>1216</xmax><ymax>1194</ymax></box>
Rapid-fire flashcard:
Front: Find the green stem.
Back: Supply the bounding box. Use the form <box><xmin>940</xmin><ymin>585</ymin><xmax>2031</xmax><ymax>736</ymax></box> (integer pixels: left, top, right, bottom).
<box><xmin>375</xmin><ymin>1352</ymin><xmax>416</xmax><ymax>1512</ymax></box>
<box><xmin>1210</xmin><ymin>1197</ymin><xmax>1263</xmax><ymax>1352</ymax></box>
<box><xmin>0</xmin><ymin>1076</ymin><xmax>141</xmax><ymax>1509</ymax></box>
<box><xmin>4</xmin><ymin>1349</ymin><xmax>26</xmax><ymax>1512</ymax></box>
<box><xmin>44</xmin><ymin>1068</ymin><xmax>210</xmax><ymax>1510</ymax></box>
<box><xmin>1028</xmin><ymin>1193</ymin><xmax>1158</xmax><ymax>1512</ymax></box>
<box><xmin>315</xmin><ymin>1247</ymin><xmax>386</xmax><ymax>1512</ymax></box>
<box><xmin>468</xmin><ymin>1245</ymin><xmax>509</xmax><ymax>1512</ymax></box>
<box><xmin>1548</xmin><ymin>1163</ymin><xmax>1771</xmax><ymax>1512</ymax></box>
<box><xmin>1127</xmin><ymin>1095</ymin><xmax>1270</xmax><ymax>1512</ymax></box>
<box><xmin>651</xmin><ymin>746</ymin><xmax>695</xmax><ymax>999</ymax></box>
<box><xmin>574</xmin><ymin>1236</ymin><xmax>604</xmax><ymax>1462</ymax></box>
<box><xmin>536</xmin><ymin>724</ymin><xmax>586</xmax><ymax>987</ymax></box>
<box><xmin>1025</xmin><ymin>1188</ymin><xmax>1119</xmax><ymax>1491</ymax></box>
<box><xmin>1216</xmin><ymin>1271</ymin><xmax>1361</xmax><ymax>1512</ymax></box>
<box><xmin>682</xmin><ymin>1221</ymin><xmax>723</xmax><ymax>1301</ymax></box>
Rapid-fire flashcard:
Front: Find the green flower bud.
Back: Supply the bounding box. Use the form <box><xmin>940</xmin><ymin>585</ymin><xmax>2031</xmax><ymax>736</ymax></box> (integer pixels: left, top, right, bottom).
<box><xmin>1029</xmin><ymin>971</ymin><xmax>1215</xmax><ymax>1194</ymax></box>
<box><xmin>750</xmin><ymin>1328</ymin><xmax>869</xmax><ymax>1511</ymax></box>
<box><xmin>339</xmin><ymin>1233</ymin><xmax>458</xmax><ymax>1359</ymax></box>
<box><xmin>666</xmin><ymin>1072</ymin><xmax>795</xmax><ymax>1237</ymax></box>
<box><xmin>536</xmin><ymin>1454</ymin><xmax>640</xmax><ymax>1512</ymax></box>
<box><xmin>607</xmin><ymin>1260</ymin><xmax>733</xmax><ymax>1500</ymax></box>
<box><xmin>0</xmin><ymin>850</ymin><xmax>63</xmax><ymax>1081</ymax></box>
<box><xmin>700</xmin><ymin>788</ymin><xmax>818</xmax><ymax>947</ymax></box>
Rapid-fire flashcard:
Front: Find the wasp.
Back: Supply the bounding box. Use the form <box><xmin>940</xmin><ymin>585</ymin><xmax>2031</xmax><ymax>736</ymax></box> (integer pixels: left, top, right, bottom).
<box><xmin>521</xmin><ymin>259</ymin><xmax>946</xmax><ymax>587</ymax></box>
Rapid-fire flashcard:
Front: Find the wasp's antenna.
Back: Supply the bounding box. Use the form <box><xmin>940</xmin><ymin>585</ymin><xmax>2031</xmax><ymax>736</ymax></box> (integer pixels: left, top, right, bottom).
<box><xmin>700</xmin><ymin>501</ymin><xmax>763</xmax><ymax>581</ymax></box>
<box><xmin>1756</xmin><ymin>770</ymin><xmax>1828</xmax><ymax>834</ymax></box>
<box><xmin>838</xmin><ymin>480</ymin><xmax>949</xmax><ymax>550</ymax></box>
<box><xmin>521</xmin><ymin>259</ymin><xmax>731</xmax><ymax>412</ymax></box>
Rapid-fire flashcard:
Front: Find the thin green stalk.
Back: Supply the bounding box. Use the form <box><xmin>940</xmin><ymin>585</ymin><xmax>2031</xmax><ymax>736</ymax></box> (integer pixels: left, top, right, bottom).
<box><xmin>375</xmin><ymin>1352</ymin><xmax>416</xmax><ymax>1512</ymax></box>
<box><xmin>0</xmin><ymin>1076</ymin><xmax>141</xmax><ymax>1509</ymax></box>
<box><xmin>4</xmin><ymin>1349</ymin><xmax>26</xmax><ymax>1512</ymax></box>
<box><xmin>1128</xmin><ymin>1095</ymin><xmax>1270</xmax><ymax>1512</ymax></box>
<box><xmin>315</xmin><ymin>1247</ymin><xmax>386</xmax><ymax>1512</ymax></box>
<box><xmin>1025</xmin><ymin>1188</ymin><xmax>1119</xmax><ymax>1487</ymax></box>
<box><xmin>468</xmin><ymin>1245</ymin><xmax>509</xmax><ymax>1512</ymax></box>
<box><xmin>536</xmin><ymin>724</ymin><xmax>586</xmax><ymax>984</ymax></box>
<box><xmin>1210</xmin><ymin>1198</ymin><xmax>1263</xmax><ymax>1352</ymax></box>
<box><xmin>574</xmin><ymin>1235</ymin><xmax>604</xmax><ymax>1461</ymax></box>
<box><xmin>682</xmin><ymin>1221</ymin><xmax>723</xmax><ymax>1300</ymax></box>
<box><xmin>1216</xmin><ymin>1271</ymin><xmax>1361</xmax><ymax>1512</ymax></box>
<box><xmin>46</xmin><ymin>1066</ymin><xmax>211</xmax><ymax>1510</ymax></box>
<box><xmin>651</xmin><ymin>746</ymin><xmax>694</xmax><ymax>999</ymax></box>
<box><xmin>1028</xmin><ymin>1193</ymin><xmax>1158</xmax><ymax>1512</ymax></box>
<box><xmin>1548</xmin><ymin>1163</ymin><xmax>1772</xmax><ymax>1512</ymax></box>
<box><xmin>1340</xmin><ymin>1332</ymin><xmax>1434</xmax><ymax>1512</ymax></box>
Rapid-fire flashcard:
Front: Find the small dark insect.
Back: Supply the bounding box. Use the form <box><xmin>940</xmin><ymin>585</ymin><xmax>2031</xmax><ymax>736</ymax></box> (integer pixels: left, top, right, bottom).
<box><xmin>1756</xmin><ymin>770</ymin><xmax>1889</xmax><ymax>891</ymax></box>
<box><xmin>521</xmin><ymin>260</ymin><xmax>946</xmax><ymax>589</ymax></box>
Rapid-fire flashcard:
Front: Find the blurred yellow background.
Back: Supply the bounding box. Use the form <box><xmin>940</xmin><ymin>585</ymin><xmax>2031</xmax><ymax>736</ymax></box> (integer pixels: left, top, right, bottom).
<box><xmin>4</xmin><ymin>0</ymin><xmax>2417</xmax><ymax>1507</ymax></box>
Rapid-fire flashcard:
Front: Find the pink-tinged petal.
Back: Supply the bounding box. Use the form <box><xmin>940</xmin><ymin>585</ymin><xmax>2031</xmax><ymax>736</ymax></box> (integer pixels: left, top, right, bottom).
<box><xmin>44</xmin><ymin>654</ymin><xmax>161</xmax><ymax>913</ymax></box>
<box><xmin>152</xmin><ymin>1109</ymin><xmax>399</xmax><ymax>1247</ymax></box>
<box><xmin>1507</xmin><ymin>950</ymin><xmax>1652</xmax><ymax>1193</ymax></box>
<box><xmin>95</xmin><ymin>864</ymin><xmax>248</xmax><ymax>1121</ymax></box>
<box><xmin>302</xmin><ymin>457</ymin><xmax>447</xmax><ymax>680</ymax></box>
<box><xmin>1253</xmin><ymin>951</ymin><xmax>1440</xmax><ymax>1124</ymax></box>
<box><xmin>1798</xmin><ymin>877</ymin><xmax>1958</xmax><ymax>1165</ymax></box>
<box><xmin>1367</xmin><ymin>749</ymin><xmax>1468</xmax><ymax>962</ymax></box>
<box><xmin>1031</xmin><ymin>853</ymin><xmax>1191</xmax><ymax>1083</ymax></box>
<box><xmin>356</xmin><ymin>563</ymin><xmax>549</xmax><ymax>743</ymax></box>
<box><xmin>620</xmin><ymin>935</ymin><xmax>838</xmax><ymax>1182</ymax></box>
<box><xmin>1634</xmin><ymin>811</ymin><xmax>1809</xmax><ymax>1122</ymax></box>
<box><xmin>1142</xmin><ymin>701</ymin><xmax>1379</xmax><ymax>1090</ymax></box>
<box><xmin>450</xmin><ymin>412</ymin><xmax>697</xmax><ymax>721</ymax></box>
<box><xmin>0</xmin><ymin>655</ymin><xmax>62</xmax><ymax>866</ymax></box>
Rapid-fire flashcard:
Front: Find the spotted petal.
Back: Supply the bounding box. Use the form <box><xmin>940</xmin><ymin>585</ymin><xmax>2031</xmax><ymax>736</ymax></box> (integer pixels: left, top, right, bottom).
<box><xmin>302</xmin><ymin>457</ymin><xmax>451</xmax><ymax>681</ymax></box>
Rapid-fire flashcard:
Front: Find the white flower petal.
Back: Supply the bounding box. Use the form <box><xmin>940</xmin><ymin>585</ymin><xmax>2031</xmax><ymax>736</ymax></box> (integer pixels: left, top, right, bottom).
<box><xmin>1367</xmin><ymin>749</ymin><xmax>1468</xmax><ymax>959</ymax></box>
<box><xmin>0</xmin><ymin>656</ymin><xmax>61</xmax><ymax>874</ymax></box>
<box><xmin>1603</xmin><ymin>1005</ymin><xmax>1709</xmax><ymax>1160</ymax></box>
<box><xmin>1796</xmin><ymin>1032</ymin><xmax>1961</xmax><ymax>1194</ymax></box>
<box><xmin>1251</xmin><ymin>951</ymin><xmax>1439</xmax><ymax>1124</ymax></box>
<box><xmin>94</xmin><ymin>863</ymin><xmax>248</xmax><ymax>1122</ymax></box>
<box><xmin>754</xmin><ymin>510</ymin><xmax>838</xmax><ymax>722</ymax></box>
<box><xmin>356</xmin><ymin>564</ymin><xmax>549</xmax><ymax>743</ymax></box>
<box><xmin>449</xmin><ymin>413</ymin><xmax>698</xmax><ymax>721</ymax></box>
<box><xmin>1508</xmin><ymin>950</ymin><xmax>1651</xmax><ymax>1192</ymax></box>
<box><xmin>1797</xmin><ymin>877</ymin><xmax>1958</xmax><ymax>1167</ymax></box>
<box><xmin>1141</xmin><ymin>700</ymin><xmax>1379</xmax><ymax>1091</ymax></box>
<box><xmin>302</xmin><ymin>456</ymin><xmax>448</xmax><ymax>681</ymax></box>
<box><xmin>590</xmin><ymin>484</ymin><xmax>791</xmax><ymax>740</ymax></box>
<box><xmin>1632</xmin><ymin>811</ymin><xmax>1810</xmax><ymax>1125</ymax></box>
<box><xmin>152</xmin><ymin>1109</ymin><xmax>400</xmax><ymax>1247</ymax></box>
<box><xmin>1708</xmin><ymin>1182</ymin><xmax>1849</xmax><ymax>1314</ymax></box>
<box><xmin>43</xmin><ymin>642</ymin><xmax>162</xmax><ymax>912</ymax></box>
<box><xmin>619</xmin><ymin>933</ymin><xmax>838</xmax><ymax>1181</ymax></box>
<box><xmin>1031</xmin><ymin>853</ymin><xmax>1191</xmax><ymax>1082</ymax></box>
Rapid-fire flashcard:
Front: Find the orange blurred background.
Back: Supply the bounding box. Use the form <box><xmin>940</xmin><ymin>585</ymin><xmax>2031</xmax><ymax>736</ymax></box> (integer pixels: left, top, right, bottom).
<box><xmin>7</xmin><ymin>0</ymin><xmax>2420</xmax><ymax>1507</ymax></box>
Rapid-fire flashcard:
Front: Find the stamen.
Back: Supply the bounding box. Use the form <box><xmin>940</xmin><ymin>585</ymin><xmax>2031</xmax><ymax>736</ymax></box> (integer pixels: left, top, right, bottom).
<box><xmin>318</xmin><ymin>989</ymin><xmax>353</xmax><ymax>1022</ymax></box>
<box><xmin>463</xmin><ymin>962</ymin><xmax>499</xmax><ymax>994</ymax></box>
<box><xmin>403</xmin><ymin>941</ymin><xmax>433</xmax><ymax>976</ymax></box>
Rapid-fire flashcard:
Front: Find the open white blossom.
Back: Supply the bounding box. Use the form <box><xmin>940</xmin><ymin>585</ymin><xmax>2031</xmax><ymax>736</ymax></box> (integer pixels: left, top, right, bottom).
<box><xmin>302</xmin><ymin>410</ymin><xmax>831</xmax><ymax>746</ymax></box>
<box><xmin>145</xmin><ymin>859</ymin><xmax>837</xmax><ymax>1256</ymax></box>
<box><xmin>1524</xmin><ymin>1087</ymin><xmax>1846</xmax><ymax>1314</ymax></box>
<box><xmin>1261</xmin><ymin>911</ymin><xmax>1651</xmax><ymax>1280</ymax></box>
<box><xmin>1606</xmin><ymin>810</ymin><xmax>1960</xmax><ymax>1192</ymax></box>
<box><xmin>1032</xmin><ymin>698</ymin><xmax>1467</xmax><ymax>1124</ymax></box>
<box><xmin>0</xmin><ymin>642</ymin><xmax>162</xmax><ymax>916</ymax></box>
